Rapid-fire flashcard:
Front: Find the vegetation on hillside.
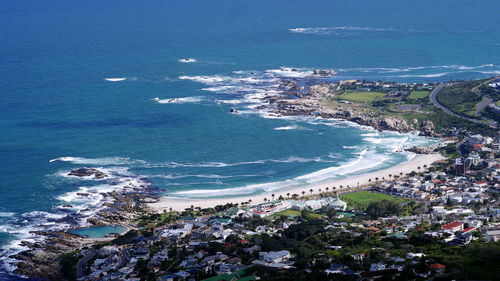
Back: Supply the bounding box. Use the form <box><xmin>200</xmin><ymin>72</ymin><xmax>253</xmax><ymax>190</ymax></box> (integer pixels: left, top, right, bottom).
<box><xmin>436</xmin><ymin>80</ymin><xmax>484</xmax><ymax>118</ymax></box>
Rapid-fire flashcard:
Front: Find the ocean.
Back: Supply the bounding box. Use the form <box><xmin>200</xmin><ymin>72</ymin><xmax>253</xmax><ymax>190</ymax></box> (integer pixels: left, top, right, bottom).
<box><xmin>1</xmin><ymin>0</ymin><xmax>499</xmax><ymax>278</ymax></box>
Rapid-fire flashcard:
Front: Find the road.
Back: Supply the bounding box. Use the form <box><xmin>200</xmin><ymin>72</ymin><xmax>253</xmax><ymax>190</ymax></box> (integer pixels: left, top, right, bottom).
<box><xmin>77</xmin><ymin>249</ymin><xmax>96</xmax><ymax>279</ymax></box>
<box><xmin>429</xmin><ymin>84</ymin><xmax>498</xmax><ymax>128</ymax></box>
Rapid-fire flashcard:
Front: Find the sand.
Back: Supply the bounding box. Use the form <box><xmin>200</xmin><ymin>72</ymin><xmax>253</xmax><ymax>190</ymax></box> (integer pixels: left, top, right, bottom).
<box><xmin>148</xmin><ymin>153</ymin><xmax>445</xmax><ymax>212</ymax></box>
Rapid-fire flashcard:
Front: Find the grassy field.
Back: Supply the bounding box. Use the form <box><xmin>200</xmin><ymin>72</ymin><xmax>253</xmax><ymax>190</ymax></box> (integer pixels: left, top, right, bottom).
<box><xmin>406</xmin><ymin>90</ymin><xmax>430</xmax><ymax>102</ymax></box>
<box><xmin>275</xmin><ymin>209</ymin><xmax>323</xmax><ymax>219</ymax></box>
<box><xmin>340</xmin><ymin>191</ymin><xmax>404</xmax><ymax>209</ymax></box>
<box><xmin>339</xmin><ymin>91</ymin><xmax>387</xmax><ymax>103</ymax></box>
<box><xmin>275</xmin><ymin>209</ymin><xmax>301</xmax><ymax>217</ymax></box>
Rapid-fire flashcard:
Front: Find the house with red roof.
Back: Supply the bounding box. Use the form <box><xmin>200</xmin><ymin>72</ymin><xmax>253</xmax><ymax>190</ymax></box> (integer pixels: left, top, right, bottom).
<box><xmin>463</xmin><ymin>227</ymin><xmax>476</xmax><ymax>233</ymax></box>
<box><xmin>442</xmin><ymin>221</ymin><xmax>464</xmax><ymax>232</ymax></box>
<box><xmin>429</xmin><ymin>263</ymin><xmax>446</xmax><ymax>273</ymax></box>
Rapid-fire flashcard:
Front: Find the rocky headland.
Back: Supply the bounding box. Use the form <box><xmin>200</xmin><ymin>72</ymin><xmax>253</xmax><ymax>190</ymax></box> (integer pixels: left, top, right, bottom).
<box><xmin>10</xmin><ymin>169</ymin><xmax>159</xmax><ymax>280</ymax></box>
<box><xmin>259</xmin><ymin>82</ymin><xmax>438</xmax><ymax>136</ymax></box>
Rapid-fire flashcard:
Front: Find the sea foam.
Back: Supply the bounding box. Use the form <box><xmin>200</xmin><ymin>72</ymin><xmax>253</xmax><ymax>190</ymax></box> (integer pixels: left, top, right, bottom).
<box><xmin>153</xmin><ymin>96</ymin><xmax>205</xmax><ymax>104</ymax></box>
<box><xmin>104</xmin><ymin>77</ymin><xmax>127</xmax><ymax>82</ymax></box>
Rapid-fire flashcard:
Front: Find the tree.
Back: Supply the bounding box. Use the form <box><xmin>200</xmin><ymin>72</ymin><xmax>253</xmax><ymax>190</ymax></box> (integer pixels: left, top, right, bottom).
<box><xmin>309</xmin><ymin>189</ymin><xmax>313</xmax><ymax>196</ymax></box>
<box><xmin>286</xmin><ymin>192</ymin><xmax>290</xmax><ymax>199</ymax></box>
<box><xmin>271</xmin><ymin>194</ymin><xmax>275</xmax><ymax>201</ymax></box>
<box><xmin>302</xmin><ymin>191</ymin><xmax>306</xmax><ymax>198</ymax></box>
<box><xmin>366</xmin><ymin>200</ymin><xmax>401</xmax><ymax>218</ymax></box>
<box><xmin>446</xmin><ymin>196</ymin><xmax>453</xmax><ymax>207</ymax></box>
<box><xmin>264</xmin><ymin>198</ymin><xmax>268</xmax><ymax>203</ymax></box>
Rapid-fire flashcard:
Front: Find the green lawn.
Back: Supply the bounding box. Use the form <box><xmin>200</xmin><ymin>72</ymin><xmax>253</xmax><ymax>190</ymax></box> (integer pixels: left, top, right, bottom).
<box><xmin>496</xmin><ymin>100</ymin><xmax>500</xmax><ymax>106</ymax></box>
<box><xmin>275</xmin><ymin>209</ymin><xmax>323</xmax><ymax>219</ymax></box>
<box><xmin>339</xmin><ymin>91</ymin><xmax>387</xmax><ymax>103</ymax></box>
<box><xmin>340</xmin><ymin>191</ymin><xmax>404</xmax><ymax>208</ymax></box>
<box><xmin>407</xmin><ymin>90</ymin><xmax>430</xmax><ymax>101</ymax></box>
<box><xmin>276</xmin><ymin>209</ymin><xmax>301</xmax><ymax>217</ymax></box>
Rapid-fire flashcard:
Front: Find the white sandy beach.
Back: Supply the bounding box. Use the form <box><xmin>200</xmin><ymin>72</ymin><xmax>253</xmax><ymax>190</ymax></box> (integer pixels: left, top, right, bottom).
<box><xmin>148</xmin><ymin>153</ymin><xmax>445</xmax><ymax>212</ymax></box>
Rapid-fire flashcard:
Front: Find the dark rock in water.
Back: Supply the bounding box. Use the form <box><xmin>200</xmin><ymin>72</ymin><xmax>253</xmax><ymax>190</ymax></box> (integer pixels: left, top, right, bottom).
<box><xmin>68</xmin><ymin>168</ymin><xmax>107</xmax><ymax>179</ymax></box>
<box><xmin>230</xmin><ymin>108</ymin><xmax>239</xmax><ymax>114</ymax></box>
<box><xmin>313</xmin><ymin>69</ymin><xmax>336</xmax><ymax>76</ymax></box>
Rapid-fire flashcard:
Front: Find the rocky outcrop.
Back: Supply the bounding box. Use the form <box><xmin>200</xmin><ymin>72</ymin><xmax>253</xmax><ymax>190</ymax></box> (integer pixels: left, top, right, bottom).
<box><xmin>405</xmin><ymin>146</ymin><xmax>435</xmax><ymax>154</ymax></box>
<box><xmin>13</xmin><ymin>231</ymin><xmax>86</xmax><ymax>281</ymax></box>
<box><xmin>308</xmin><ymin>83</ymin><xmax>337</xmax><ymax>97</ymax></box>
<box><xmin>378</xmin><ymin>117</ymin><xmax>412</xmax><ymax>132</ymax></box>
<box><xmin>419</xmin><ymin>120</ymin><xmax>436</xmax><ymax>136</ymax></box>
<box><xmin>313</xmin><ymin>69</ymin><xmax>337</xmax><ymax>76</ymax></box>
<box><xmin>68</xmin><ymin>168</ymin><xmax>107</xmax><ymax>179</ymax></box>
<box><xmin>12</xmin><ymin>189</ymin><xmax>154</xmax><ymax>280</ymax></box>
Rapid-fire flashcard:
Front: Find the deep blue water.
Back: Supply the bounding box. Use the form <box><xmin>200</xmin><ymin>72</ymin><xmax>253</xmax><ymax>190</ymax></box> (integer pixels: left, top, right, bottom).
<box><xmin>1</xmin><ymin>0</ymin><xmax>499</xmax><ymax>278</ymax></box>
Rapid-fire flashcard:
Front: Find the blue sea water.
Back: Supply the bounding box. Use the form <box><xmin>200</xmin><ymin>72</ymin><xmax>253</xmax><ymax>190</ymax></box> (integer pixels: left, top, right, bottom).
<box><xmin>1</xmin><ymin>0</ymin><xmax>499</xmax><ymax>278</ymax></box>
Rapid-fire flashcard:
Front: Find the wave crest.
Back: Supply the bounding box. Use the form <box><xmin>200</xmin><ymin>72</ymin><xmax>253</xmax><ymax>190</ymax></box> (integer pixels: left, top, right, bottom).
<box><xmin>152</xmin><ymin>96</ymin><xmax>205</xmax><ymax>104</ymax></box>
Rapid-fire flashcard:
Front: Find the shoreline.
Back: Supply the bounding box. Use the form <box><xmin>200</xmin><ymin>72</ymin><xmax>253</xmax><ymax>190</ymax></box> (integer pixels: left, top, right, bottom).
<box><xmin>148</xmin><ymin>152</ymin><xmax>445</xmax><ymax>212</ymax></box>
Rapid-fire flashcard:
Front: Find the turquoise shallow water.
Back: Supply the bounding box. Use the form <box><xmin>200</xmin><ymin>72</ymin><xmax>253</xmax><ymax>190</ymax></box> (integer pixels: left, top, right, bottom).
<box><xmin>68</xmin><ymin>226</ymin><xmax>127</xmax><ymax>239</ymax></box>
<box><xmin>1</xmin><ymin>0</ymin><xmax>499</xmax><ymax>278</ymax></box>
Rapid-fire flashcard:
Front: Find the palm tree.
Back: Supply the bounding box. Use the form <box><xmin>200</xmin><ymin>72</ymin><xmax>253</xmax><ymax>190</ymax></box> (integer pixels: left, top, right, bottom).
<box><xmin>388</xmin><ymin>174</ymin><xmax>392</xmax><ymax>180</ymax></box>
<box><xmin>375</xmin><ymin>177</ymin><xmax>379</xmax><ymax>183</ymax></box>
<box><xmin>399</xmin><ymin>172</ymin><xmax>403</xmax><ymax>177</ymax></box>
<box><xmin>264</xmin><ymin>197</ymin><xmax>268</xmax><ymax>203</ymax></box>
<box><xmin>309</xmin><ymin>189</ymin><xmax>313</xmax><ymax>196</ymax></box>
<box><xmin>248</xmin><ymin>199</ymin><xmax>252</xmax><ymax>205</ymax></box>
<box><xmin>318</xmin><ymin>188</ymin><xmax>322</xmax><ymax>195</ymax></box>
<box><xmin>286</xmin><ymin>192</ymin><xmax>290</xmax><ymax>199</ymax></box>
<box><xmin>325</xmin><ymin>187</ymin><xmax>330</xmax><ymax>194</ymax></box>
<box><xmin>271</xmin><ymin>193</ymin><xmax>275</xmax><ymax>201</ymax></box>
<box><xmin>423</xmin><ymin>164</ymin><xmax>428</xmax><ymax>169</ymax></box>
<box><xmin>302</xmin><ymin>191</ymin><xmax>306</xmax><ymax>198</ymax></box>
<box><xmin>417</xmin><ymin>166</ymin><xmax>421</xmax><ymax>173</ymax></box>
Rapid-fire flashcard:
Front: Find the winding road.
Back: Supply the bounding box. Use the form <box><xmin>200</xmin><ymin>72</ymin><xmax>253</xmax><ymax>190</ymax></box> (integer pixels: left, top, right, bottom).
<box><xmin>429</xmin><ymin>84</ymin><xmax>498</xmax><ymax>128</ymax></box>
<box><xmin>77</xmin><ymin>249</ymin><xmax>96</xmax><ymax>279</ymax></box>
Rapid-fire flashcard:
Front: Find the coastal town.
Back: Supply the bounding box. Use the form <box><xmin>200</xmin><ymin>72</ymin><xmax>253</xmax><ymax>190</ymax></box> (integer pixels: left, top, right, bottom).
<box><xmin>56</xmin><ymin>129</ymin><xmax>499</xmax><ymax>281</ymax></box>
<box><xmin>8</xmin><ymin>77</ymin><xmax>500</xmax><ymax>281</ymax></box>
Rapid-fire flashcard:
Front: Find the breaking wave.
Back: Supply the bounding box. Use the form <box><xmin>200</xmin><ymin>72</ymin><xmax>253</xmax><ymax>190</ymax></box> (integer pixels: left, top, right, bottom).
<box><xmin>152</xmin><ymin>96</ymin><xmax>205</xmax><ymax>104</ymax></box>
<box><xmin>49</xmin><ymin>156</ymin><xmax>140</xmax><ymax>166</ymax></box>
<box><xmin>178</xmin><ymin>58</ymin><xmax>197</xmax><ymax>63</ymax></box>
<box><xmin>104</xmin><ymin>77</ymin><xmax>126</xmax><ymax>82</ymax></box>
<box><xmin>289</xmin><ymin>26</ymin><xmax>396</xmax><ymax>35</ymax></box>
